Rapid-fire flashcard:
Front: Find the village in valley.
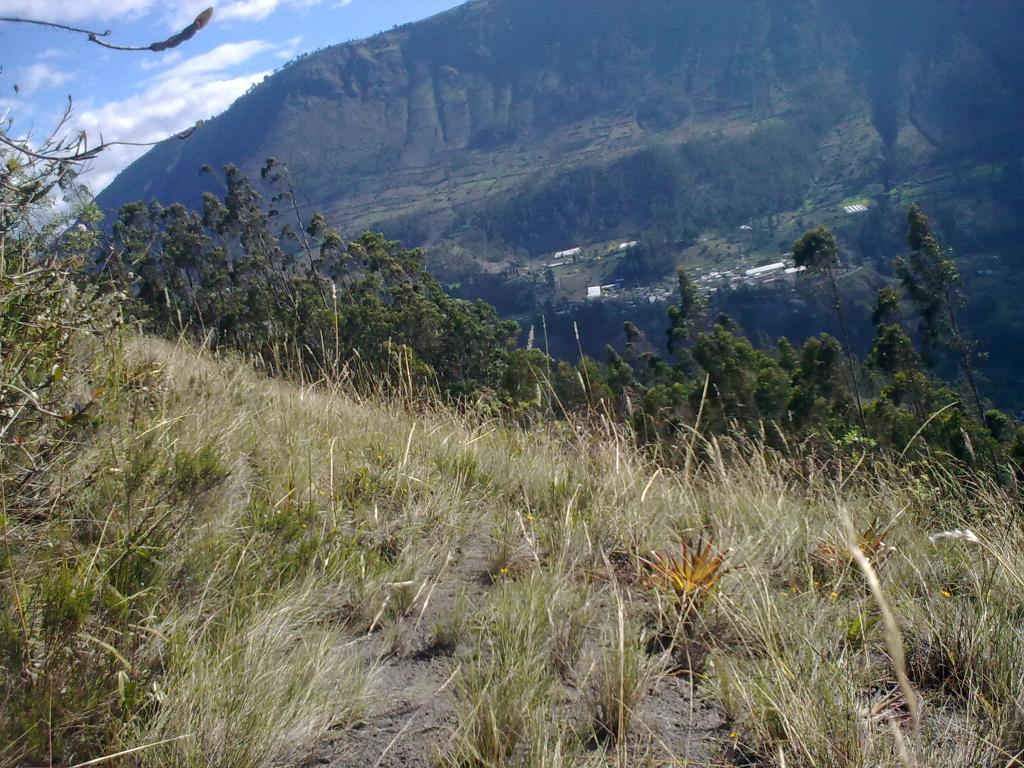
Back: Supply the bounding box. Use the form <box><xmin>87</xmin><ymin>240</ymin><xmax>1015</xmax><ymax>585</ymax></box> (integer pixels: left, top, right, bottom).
<box><xmin>497</xmin><ymin>196</ymin><xmax>881</xmax><ymax>314</ymax></box>
<box><xmin>566</xmin><ymin>247</ymin><xmax>808</xmax><ymax>305</ymax></box>
<box><xmin>521</xmin><ymin>225</ymin><xmax>837</xmax><ymax>310</ymax></box>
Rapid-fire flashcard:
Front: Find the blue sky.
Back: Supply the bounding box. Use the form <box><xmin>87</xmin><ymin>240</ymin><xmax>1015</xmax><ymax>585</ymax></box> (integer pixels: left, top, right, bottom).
<box><xmin>0</xmin><ymin>0</ymin><xmax>465</xmax><ymax>191</ymax></box>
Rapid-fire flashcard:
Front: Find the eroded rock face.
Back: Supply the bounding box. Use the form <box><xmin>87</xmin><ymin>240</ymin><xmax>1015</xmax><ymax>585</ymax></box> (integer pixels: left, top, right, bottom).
<box><xmin>98</xmin><ymin>0</ymin><xmax>1024</xmax><ymax>254</ymax></box>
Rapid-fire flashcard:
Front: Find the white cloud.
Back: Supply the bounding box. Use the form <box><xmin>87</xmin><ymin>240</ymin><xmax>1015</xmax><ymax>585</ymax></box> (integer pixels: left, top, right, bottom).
<box><xmin>71</xmin><ymin>37</ymin><xmax>294</xmax><ymax>192</ymax></box>
<box><xmin>167</xmin><ymin>0</ymin><xmax>341</xmax><ymax>27</ymax></box>
<box><xmin>275</xmin><ymin>36</ymin><xmax>304</xmax><ymax>59</ymax></box>
<box><xmin>0</xmin><ymin>95</ymin><xmax>35</xmax><ymax>129</ymax></box>
<box><xmin>0</xmin><ymin>97</ymin><xmax>19</xmax><ymax>122</ymax></box>
<box><xmin>163</xmin><ymin>40</ymin><xmax>275</xmax><ymax>78</ymax></box>
<box><xmin>0</xmin><ymin>0</ymin><xmax>158</xmax><ymax>23</ymax></box>
<box><xmin>14</xmin><ymin>63</ymin><xmax>73</xmax><ymax>95</ymax></box>
<box><xmin>76</xmin><ymin>71</ymin><xmax>270</xmax><ymax>192</ymax></box>
<box><xmin>220</xmin><ymin>0</ymin><xmax>284</xmax><ymax>22</ymax></box>
<box><xmin>139</xmin><ymin>50</ymin><xmax>182</xmax><ymax>71</ymax></box>
<box><xmin>1</xmin><ymin>0</ymin><xmax>335</xmax><ymax>194</ymax></box>
<box><xmin>137</xmin><ymin>38</ymin><xmax>297</xmax><ymax>71</ymax></box>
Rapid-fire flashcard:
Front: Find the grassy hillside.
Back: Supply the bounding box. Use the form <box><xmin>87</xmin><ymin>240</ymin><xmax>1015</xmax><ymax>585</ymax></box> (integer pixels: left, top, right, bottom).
<box><xmin>4</xmin><ymin>334</ymin><xmax>1023</xmax><ymax>767</ymax></box>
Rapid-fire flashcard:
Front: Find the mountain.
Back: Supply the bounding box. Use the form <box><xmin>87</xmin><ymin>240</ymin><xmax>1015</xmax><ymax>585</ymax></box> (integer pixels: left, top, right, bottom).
<box><xmin>97</xmin><ymin>0</ymin><xmax>1024</xmax><ymax>407</ymax></box>
<box><xmin>98</xmin><ymin>0</ymin><xmax>1024</xmax><ymax>254</ymax></box>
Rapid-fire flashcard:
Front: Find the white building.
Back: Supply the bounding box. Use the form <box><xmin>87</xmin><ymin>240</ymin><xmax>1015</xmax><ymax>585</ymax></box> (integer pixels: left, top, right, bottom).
<box><xmin>745</xmin><ymin>262</ymin><xmax>786</xmax><ymax>278</ymax></box>
<box><xmin>587</xmin><ymin>286</ymin><xmax>603</xmax><ymax>299</ymax></box>
<box><xmin>618</xmin><ymin>241</ymin><xmax>639</xmax><ymax>251</ymax></box>
<box><xmin>555</xmin><ymin>247</ymin><xmax>583</xmax><ymax>259</ymax></box>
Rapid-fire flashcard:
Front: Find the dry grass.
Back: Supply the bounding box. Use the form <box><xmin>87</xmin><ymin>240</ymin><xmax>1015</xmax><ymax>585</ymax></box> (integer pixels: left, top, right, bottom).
<box><xmin>4</xmin><ymin>336</ymin><xmax>1024</xmax><ymax>767</ymax></box>
<box><xmin>584</xmin><ymin>590</ymin><xmax>664</xmax><ymax>748</ymax></box>
<box><xmin>129</xmin><ymin>586</ymin><xmax>374</xmax><ymax>768</ymax></box>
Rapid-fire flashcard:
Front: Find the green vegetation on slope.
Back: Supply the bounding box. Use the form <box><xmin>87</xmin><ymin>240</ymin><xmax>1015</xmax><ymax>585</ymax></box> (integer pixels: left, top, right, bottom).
<box><xmin>96</xmin><ymin>164</ymin><xmax>1021</xmax><ymax>476</ymax></box>
<box><xmin>5</xmin><ymin>335</ymin><xmax>1024</xmax><ymax>766</ymax></box>
<box><xmin>97</xmin><ymin>0</ymin><xmax>1024</xmax><ymax>258</ymax></box>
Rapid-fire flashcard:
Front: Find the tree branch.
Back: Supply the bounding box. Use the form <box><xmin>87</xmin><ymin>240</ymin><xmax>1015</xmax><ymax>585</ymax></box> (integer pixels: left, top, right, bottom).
<box><xmin>0</xmin><ymin>123</ymin><xmax>201</xmax><ymax>165</ymax></box>
<box><xmin>0</xmin><ymin>8</ymin><xmax>214</xmax><ymax>53</ymax></box>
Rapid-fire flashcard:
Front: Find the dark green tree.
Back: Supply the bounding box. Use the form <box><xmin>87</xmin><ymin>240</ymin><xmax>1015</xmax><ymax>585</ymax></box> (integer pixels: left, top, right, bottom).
<box><xmin>867</xmin><ymin>324</ymin><xmax>930</xmax><ymax>418</ymax></box>
<box><xmin>1011</xmin><ymin>429</ymin><xmax>1024</xmax><ymax>473</ymax></box>
<box><xmin>895</xmin><ymin>204</ymin><xmax>985</xmax><ymax>420</ymax></box>
<box><xmin>666</xmin><ymin>267</ymin><xmax>707</xmax><ymax>355</ymax></box>
<box><xmin>871</xmin><ymin>286</ymin><xmax>902</xmax><ymax>327</ymax></box>
<box><xmin>110</xmin><ymin>167</ymin><xmax>519</xmax><ymax>398</ymax></box>
<box><xmin>793</xmin><ymin>226</ymin><xmax>867</xmax><ymax>432</ymax></box>
<box><xmin>788</xmin><ymin>334</ymin><xmax>853</xmax><ymax>431</ymax></box>
<box><xmin>690</xmin><ymin>322</ymin><xmax>791</xmax><ymax>432</ymax></box>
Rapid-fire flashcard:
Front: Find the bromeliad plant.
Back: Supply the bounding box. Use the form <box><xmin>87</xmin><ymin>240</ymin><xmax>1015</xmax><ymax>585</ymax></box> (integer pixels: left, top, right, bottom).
<box><xmin>812</xmin><ymin>517</ymin><xmax>896</xmax><ymax>589</ymax></box>
<box><xmin>643</xmin><ymin>536</ymin><xmax>730</xmax><ymax>675</ymax></box>
<box><xmin>646</xmin><ymin>536</ymin><xmax>730</xmax><ymax>617</ymax></box>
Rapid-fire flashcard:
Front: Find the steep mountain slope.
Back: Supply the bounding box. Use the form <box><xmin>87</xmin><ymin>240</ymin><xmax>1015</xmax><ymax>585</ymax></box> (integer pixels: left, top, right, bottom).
<box><xmin>98</xmin><ymin>0</ymin><xmax>1024</xmax><ymax>259</ymax></box>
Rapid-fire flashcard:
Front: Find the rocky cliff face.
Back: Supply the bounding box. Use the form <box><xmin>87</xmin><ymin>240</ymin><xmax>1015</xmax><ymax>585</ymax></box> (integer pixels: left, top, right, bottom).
<box><xmin>98</xmin><ymin>0</ymin><xmax>1024</xmax><ymax>255</ymax></box>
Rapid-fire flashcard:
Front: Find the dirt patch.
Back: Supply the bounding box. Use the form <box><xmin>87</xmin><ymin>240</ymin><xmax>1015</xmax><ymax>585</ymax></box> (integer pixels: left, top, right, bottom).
<box><xmin>320</xmin><ymin>653</ymin><xmax>459</xmax><ymax>768</ymax></box>
<box><xmin>626</xmin><ymin>674</ymin><xmax>726</xmax><ymax>766</ymax></box>
<box><xmin>314</xmin><ymin>526</ymin><xmax>725</xmax><ymax>767</ymax></box>
<box><xmin>318</xmin><ymin>532</ymin><xmax>495</xmax><ymax>767</ymax></box>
